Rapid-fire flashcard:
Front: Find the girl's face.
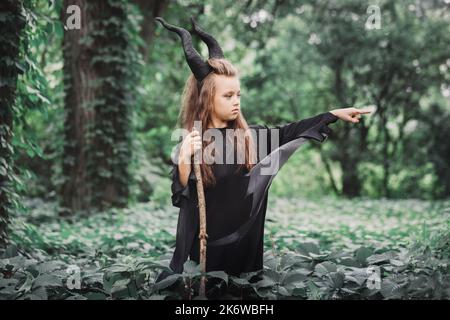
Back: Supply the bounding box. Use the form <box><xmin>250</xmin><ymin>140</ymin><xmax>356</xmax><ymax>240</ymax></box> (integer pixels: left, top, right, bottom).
<box><xmin>211</xmin><ymin>74</ymin><xmax>241</xmax><ymax>126</ymax></box>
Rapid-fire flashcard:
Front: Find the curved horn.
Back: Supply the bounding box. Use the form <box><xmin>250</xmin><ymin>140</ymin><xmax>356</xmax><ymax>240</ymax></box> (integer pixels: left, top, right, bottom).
<box><xmin>190</xmin><ymin>16</ymin><xmax>225</xmax><ymax>59</ymax></box>
<box><xmin>155</xmin><ymin>17</ymin><xmax>212</xmax><ymax>81</ymax></box>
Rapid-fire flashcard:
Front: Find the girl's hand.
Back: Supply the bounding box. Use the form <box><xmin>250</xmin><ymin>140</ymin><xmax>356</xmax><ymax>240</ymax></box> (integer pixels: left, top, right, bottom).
<box><xmin>329</xmin><ymin>107</ymin><xmax>372</xmax><ymax>123</ymax></box>
<box><xmin>179</xmin><ymin>128</ymin><xmax>202</xmax><ymax>162</ymax></box>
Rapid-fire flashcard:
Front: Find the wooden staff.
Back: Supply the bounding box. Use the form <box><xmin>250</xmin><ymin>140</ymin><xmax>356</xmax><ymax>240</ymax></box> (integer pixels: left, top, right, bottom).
<box><xmin>192</xmin><ymin>128</ymin><xmax>208</xmax><ymax>298</ymax></box>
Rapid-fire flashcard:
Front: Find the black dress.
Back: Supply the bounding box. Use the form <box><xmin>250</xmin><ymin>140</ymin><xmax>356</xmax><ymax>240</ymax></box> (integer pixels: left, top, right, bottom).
<box><xmin>166</xmin><ymin>111</ymin><xmax>339</xmax><ymax>277</ymax></box>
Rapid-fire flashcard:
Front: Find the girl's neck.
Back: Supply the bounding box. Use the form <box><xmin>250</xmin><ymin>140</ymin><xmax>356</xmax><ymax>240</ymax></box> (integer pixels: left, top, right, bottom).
<box><xmin>208</xmin><ymin>118</ymin><xmax>229</xmax><ymax>129</ymax></box>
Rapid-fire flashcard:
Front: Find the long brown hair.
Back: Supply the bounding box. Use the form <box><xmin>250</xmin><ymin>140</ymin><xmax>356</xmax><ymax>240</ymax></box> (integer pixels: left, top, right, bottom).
<box><xmin>177</xmin><ymin>58</ymin><xmax>256</xmax><ymax>188</ymax></box>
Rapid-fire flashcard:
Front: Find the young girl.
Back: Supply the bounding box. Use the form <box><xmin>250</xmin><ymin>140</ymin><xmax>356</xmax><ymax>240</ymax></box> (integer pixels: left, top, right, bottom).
<box><xmin>155</xmin><ymin>17</ymin><xmax>370</xmax><ymax>287</ymax></box>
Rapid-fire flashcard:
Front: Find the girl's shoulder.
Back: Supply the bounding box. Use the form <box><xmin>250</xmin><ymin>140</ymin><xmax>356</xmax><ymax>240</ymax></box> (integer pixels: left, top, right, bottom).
<box><xmin>248</xmin><ymin>124</ymin><xmax>267</xmax><ymax>130</ymax></box>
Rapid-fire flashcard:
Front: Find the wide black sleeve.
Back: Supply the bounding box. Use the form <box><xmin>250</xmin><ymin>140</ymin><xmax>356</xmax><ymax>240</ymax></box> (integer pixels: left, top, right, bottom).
<box><xmin>250</xmin><ymin>112</ymin><xmax>339</xmax><ymax>150</ymax></box>
<box><xmin>169</xmin><ymin>139</ymin><xmax>197</xmax><ymax>208</ymax></box>
<box><xmin>169</xmin><ymin>162</ymin><xmax>197</xmax><ymax>208</ymax></box>
<box><xmin>270</xmin><ymin>111</ymin><xmax>339</xmax><ymax>146</ymax></box>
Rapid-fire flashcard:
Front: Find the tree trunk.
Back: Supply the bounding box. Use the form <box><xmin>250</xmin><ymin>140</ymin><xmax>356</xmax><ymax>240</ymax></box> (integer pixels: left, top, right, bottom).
<box><xmin>60</xmin><ymin>0</ymin><xmax>94</xmax><ymax>215</ymax></box>
<box><xmin>88</xmin><ymin>0</ymin><xmax>133</xmax><ymax>210</ymax></box>
<box><xmin>340</xmin><ymin>144</ymin><xmax>362</xmax><ymax>198</ymax></box>
<box><xmin>332</xmin><ymin>61</ymin><xmax>363</xmax><ymax>198</ymax></box>
<box><xmin>60</xmin><ymin>0</ymin><xmax>134</xmax><ymax>215</ymax></box>
<box><xmin>0</xmin><ymin>0</ymin><xmax>26</xmax><ymax>246</ymax></box>
<box><xmin>133</xmin><ymin>0</ymin><xmax>169</xmax><ymax>61</ymax></box>
<box><xmin>379</xmin><ymin>106</ymin><xmax>391</xmax><ymax>198</ymax></box>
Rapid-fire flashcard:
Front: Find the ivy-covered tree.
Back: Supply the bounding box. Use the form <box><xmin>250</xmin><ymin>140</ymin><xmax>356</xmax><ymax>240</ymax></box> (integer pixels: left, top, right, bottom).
<box><xmin>60</xmin><ymin>0</ymin><xmax>137</xmax><ymax>215</ymax></box>
<box><xmin>0</xmin><ymin>0</ymin><xmax>26</xmax><ymax>246</ymax></box>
